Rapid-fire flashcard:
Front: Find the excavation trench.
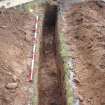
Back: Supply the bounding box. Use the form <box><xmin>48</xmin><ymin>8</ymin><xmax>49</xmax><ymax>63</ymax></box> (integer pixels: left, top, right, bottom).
<box><xmin>38</xmin><ymin>5</ymin><xmax>66</xmax><ymax>105</ymax></box>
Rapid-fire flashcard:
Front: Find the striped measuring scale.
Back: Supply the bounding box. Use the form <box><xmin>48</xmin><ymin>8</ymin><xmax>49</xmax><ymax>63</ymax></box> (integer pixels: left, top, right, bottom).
<box><xmin>28</xmin><ymin>16</ymin><xmax>39</xmax><ymax>82</ymax></box>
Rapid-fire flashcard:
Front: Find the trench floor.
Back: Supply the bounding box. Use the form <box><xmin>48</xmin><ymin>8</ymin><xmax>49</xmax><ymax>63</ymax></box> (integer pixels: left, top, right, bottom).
<box><xmin>38</xmin><ymin>26</ymin><xmax>64</xmax><ymax>105</ymax></box>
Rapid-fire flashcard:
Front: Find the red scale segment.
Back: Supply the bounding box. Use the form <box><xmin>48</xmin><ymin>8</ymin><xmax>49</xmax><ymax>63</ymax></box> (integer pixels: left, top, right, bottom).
<box><xmin>32</xmin><ymin>37</ymin><xmax>38</xmax><ymax>43</ymax></box>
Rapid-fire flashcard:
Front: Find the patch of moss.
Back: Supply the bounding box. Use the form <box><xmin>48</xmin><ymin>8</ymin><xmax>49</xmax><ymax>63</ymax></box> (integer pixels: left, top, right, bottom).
<box><xmin>59</xmin><ymin>31</ymin><xmax>73</xmax><ymax>105</ymax></box>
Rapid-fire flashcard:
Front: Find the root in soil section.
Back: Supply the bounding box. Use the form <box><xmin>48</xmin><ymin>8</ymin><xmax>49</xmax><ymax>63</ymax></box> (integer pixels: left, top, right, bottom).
<box><xmin>38</xmin><ymin>4</ymin><xmax>66</xmax><ymax>105</ymax></box>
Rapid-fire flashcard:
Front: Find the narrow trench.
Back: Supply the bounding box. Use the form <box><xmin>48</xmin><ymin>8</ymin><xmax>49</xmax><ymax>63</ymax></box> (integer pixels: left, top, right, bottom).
<box><xmin>38</xmin><ymin>4</ymin><xmax>66</xmax><ymax>105</ymax></box>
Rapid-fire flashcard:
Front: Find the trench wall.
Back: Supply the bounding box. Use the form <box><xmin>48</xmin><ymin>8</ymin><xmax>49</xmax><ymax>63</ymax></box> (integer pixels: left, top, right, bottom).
<box><xmin>57</xmin><ymin>8</ymin><xmax>74</xmax><ymax>105</ymax></box>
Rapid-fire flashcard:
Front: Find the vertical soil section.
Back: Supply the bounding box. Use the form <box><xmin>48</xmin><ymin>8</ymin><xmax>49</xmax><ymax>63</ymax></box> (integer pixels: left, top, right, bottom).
<box><xmin>38</xmin><ymin>4</ymin><xmax>66</xmax><ymax>105</ymax></box>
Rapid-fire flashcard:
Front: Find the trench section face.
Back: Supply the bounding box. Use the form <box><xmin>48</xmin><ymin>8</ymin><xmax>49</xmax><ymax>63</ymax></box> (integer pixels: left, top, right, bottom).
<box><xmin>38</xmin><ymin>5</ymin><xmax>66</xmax><ymax>105</ymax></box>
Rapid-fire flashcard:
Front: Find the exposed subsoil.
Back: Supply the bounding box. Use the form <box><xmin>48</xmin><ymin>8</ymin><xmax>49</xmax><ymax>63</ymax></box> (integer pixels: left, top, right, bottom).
<box><xmin>1</xmin><ymin>1</ymin><xmax>105</xmax><ymax>105</ymax></box>
<box><xmin>38</xmin><ymin>5</ymin><xmax>66</xmax><ymax>105</ymax></box>
<box><xmin>0</xmin><ymin>8</ymin><xmax>34</xmax><ymax>105</ymax></box>
<box><xmin>63</xmin><ymin>1</ymin><xmax>105</xmax><ymax>105</ymax></box>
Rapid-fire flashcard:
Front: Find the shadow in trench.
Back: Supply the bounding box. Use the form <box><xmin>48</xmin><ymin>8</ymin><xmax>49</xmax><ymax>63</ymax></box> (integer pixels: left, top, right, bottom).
<box><xmin>38</xmin><ymin>3</ymin><xmax>66</xmax><ymax>105</ymax></box>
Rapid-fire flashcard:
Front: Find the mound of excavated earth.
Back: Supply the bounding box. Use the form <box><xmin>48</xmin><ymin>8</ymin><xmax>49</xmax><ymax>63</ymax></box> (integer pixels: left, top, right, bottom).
<box><xmin>0</xmin><ymin>8</ymin><xmax>34</xmax><ymax>105</ymax></box>
<box><xmin>63</xmin><ymin>1</ymin><xmax>105</xmax><ymax>105</ymax></box>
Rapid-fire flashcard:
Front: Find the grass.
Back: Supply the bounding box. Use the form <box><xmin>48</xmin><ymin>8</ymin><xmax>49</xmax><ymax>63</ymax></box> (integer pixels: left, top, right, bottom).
<box><xmin>59</xmin><ymin>29</ymin><xmax>73</xmax><ymax>105</ymax></box>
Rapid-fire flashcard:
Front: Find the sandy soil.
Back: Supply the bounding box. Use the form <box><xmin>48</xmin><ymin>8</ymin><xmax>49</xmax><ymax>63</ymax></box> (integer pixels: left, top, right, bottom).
<box><xmin>0</xmin><ymin>8</ymin><xmax>34</xmax><ymax>105</ymax></box>
<box><xmin>63</xmin><ymin>1</ymin><xmax>105</xmax><ymax>105</ymax></box>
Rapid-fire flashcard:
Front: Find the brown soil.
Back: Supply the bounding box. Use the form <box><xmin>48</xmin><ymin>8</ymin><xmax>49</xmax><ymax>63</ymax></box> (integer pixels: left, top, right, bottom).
<box><xmin>0</xmin><ymin>8</ymin><xmax>34</xmax><ymax>105</ymax></box>
<box><xmin>38</xmin><ymin>27</ymin><xmax>61</xmax><ymax>105</ymax></box>
<box><xmin>63</xmin><ymin>1</ymin><xmax>105</xmax><ymax>105</ymax></box>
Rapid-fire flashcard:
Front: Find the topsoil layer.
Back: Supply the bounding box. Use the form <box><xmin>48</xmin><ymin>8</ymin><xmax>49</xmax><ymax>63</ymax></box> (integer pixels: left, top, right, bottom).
<box><xmin>0</xmin><ymin>8</ymin><xmax>34</xmax><ymax>105</ymax></box>
<box><xmin>63</xmin><ymin>1</ymin><xmax>105</xmax><ymax>105</ymax></box>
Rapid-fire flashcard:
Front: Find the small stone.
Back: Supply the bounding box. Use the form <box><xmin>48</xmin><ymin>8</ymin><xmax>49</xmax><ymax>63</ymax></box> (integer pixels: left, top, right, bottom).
<box><xmin>5</xmin><ymin>82</ymin><xmax>18</xmax><ymax>89</ymax></box>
